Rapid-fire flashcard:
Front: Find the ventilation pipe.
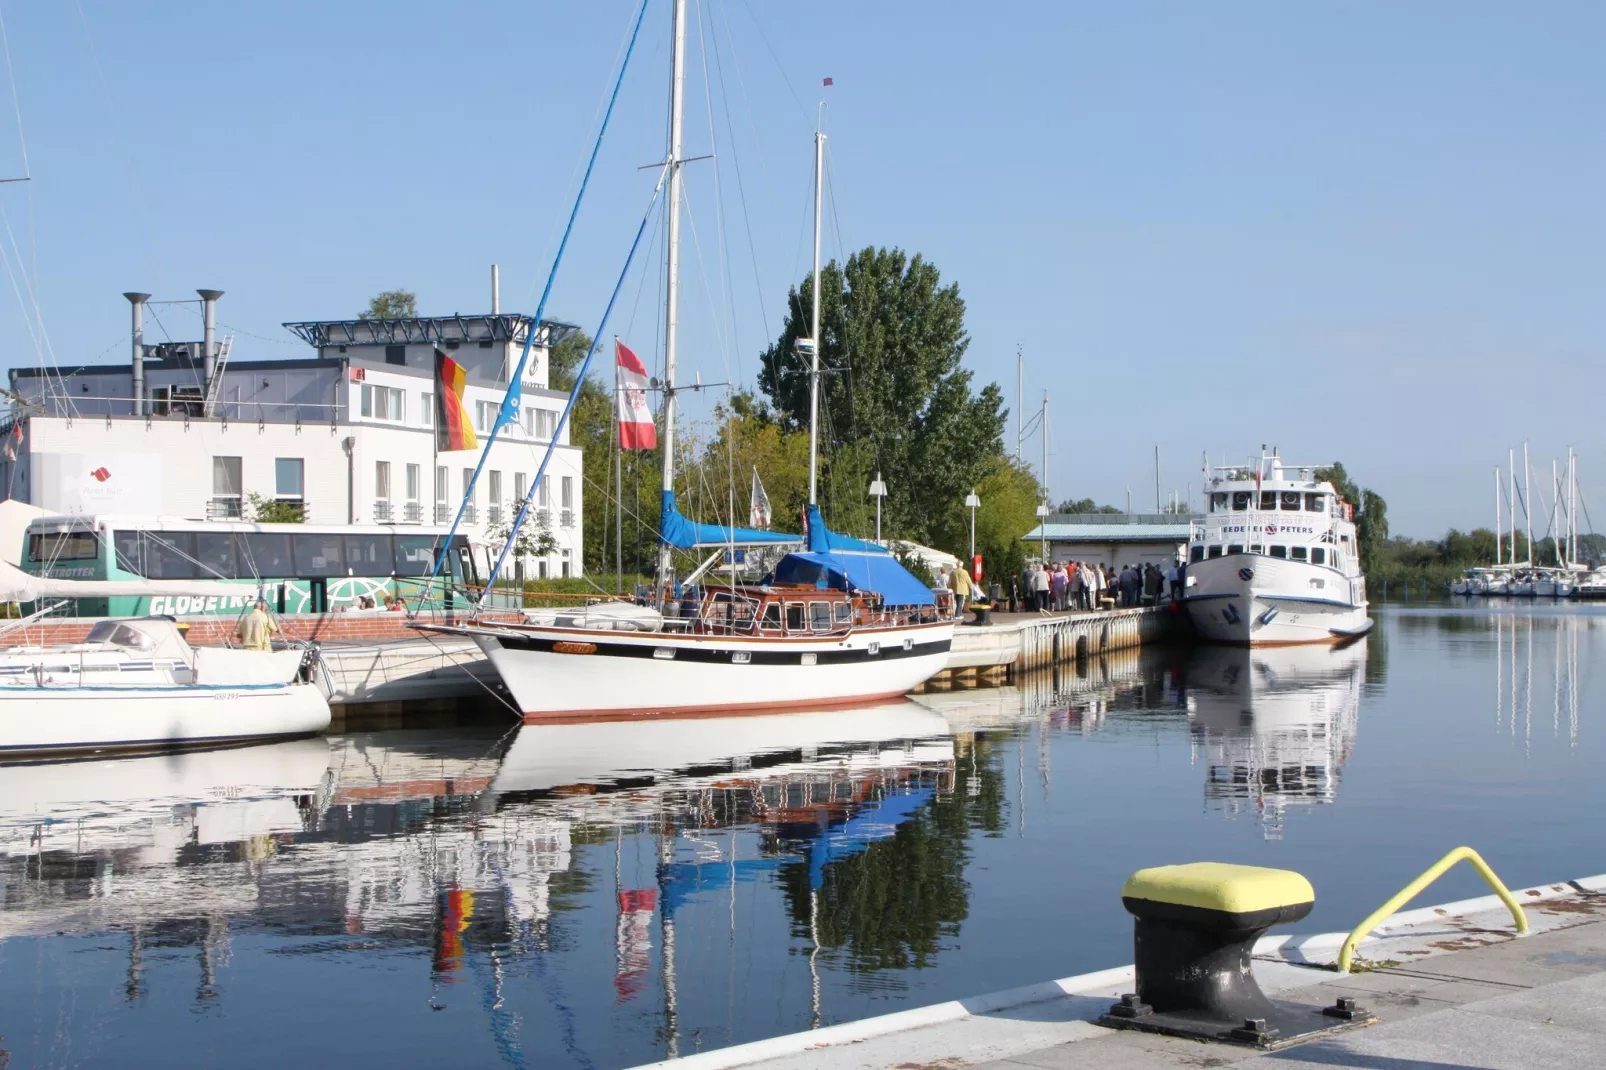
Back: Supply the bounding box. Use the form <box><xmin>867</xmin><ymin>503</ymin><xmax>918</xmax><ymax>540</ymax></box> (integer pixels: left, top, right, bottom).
<box><xmin>491</xmin><ymin>264</ymin><xmax>500</xmax><ymax>314</ymax></box>
<box><xmin>124</xmin><ymin>292</ymin><xmax>151</xmax><ymax>416</ymax></box>
<box><xmin>197</xmin><ymin>289</ymin><xmax>223</xmax><ymax>414</ymax></box>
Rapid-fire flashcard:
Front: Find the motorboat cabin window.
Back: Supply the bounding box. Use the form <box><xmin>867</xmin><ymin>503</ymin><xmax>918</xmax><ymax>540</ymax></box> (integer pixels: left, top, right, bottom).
<box><xmin>28</xmin><ymin>530</ymin><xmax>99</xmax><ymax>562</ymax></box>
<box><xmin>833</xmin><ymin>602</ymin><xmax>852</xmax><ymax>625</ymax></box>
<box><xmin>1311</xmin><ymin>547</ymin><xmax>1327</xmax><ymax>565</ymax></box>
<box><xmin>785</xmin><ymin>603</ymin><xmax>806</xmax><ymax>633</ymax></box>
<box><xmin>760</xmin><ymin>603</ymin><xmax>782</xmax><ymax>632</ymax></box>
<box><xmin>1190</xmin><ymin>545</ymin><xmax>1205</xmax><ymax>563</ymax></box>
<box><xmin>1211</xmin><ymin>493</ymin><xmax>1228</xmax><ymax>512</ymax></box>
<box><xmin>85</xmin><ymin>620</ymin><xmax>157</xmax><ymax>650</ymax></box>
<box><xmin>1290</xmin><ymin>546</ymin><xmax>1308</xmax><ymax>562</ymax></box>
<box><xmin>1306</xmin><ymin>494</ymin><xmax>1324</xmax><ymax>512</ymax></box>
<box><xmin>1260</xmin><ymin>491</ymin><xmax>1277</xmax><ymax>510</ymax></box>
<box><xmin>1232</xmin><ymin>492</ymin><xmax>1250</xmax><ymax>511</ymax></box>
<box><xmin>810</xmin><ymin>602</ymin><xmax>833</xmax><ymax>632</ymax></box>
<box><xmin>1269</xmin><ymin>545</ymin><xmax>1288</xmax><ymax>558</ymax></box>
<box><xmin>1227</xmin><ymin>544</ymin><xmax>1244</xmax><ymax>555</ymax></box>
<box><xmin>1208</xmin><ymin>545</ymin><xmax>1224</xmax><ymax>559</ymax></box>
<box><xmin>1281</xmin><ymin>492</ymin><xmax>1302</xmax><ymax>510</ymax></box>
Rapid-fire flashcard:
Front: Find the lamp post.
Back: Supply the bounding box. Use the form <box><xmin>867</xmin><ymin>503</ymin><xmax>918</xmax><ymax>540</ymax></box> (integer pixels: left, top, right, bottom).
<box><xmin>869</xmin><ymin>472</ymin><xmax>888</xmax><ymax>543</ymax></box>
<box><xmin>1036</xmin><ymin>501</ymin><xmax>1050</xmax><ymax>563</ymax></box>
<box><xmin>964</xmin><ymin>489</ymin><xmax>981</xmax><ymax>564</ymax></box>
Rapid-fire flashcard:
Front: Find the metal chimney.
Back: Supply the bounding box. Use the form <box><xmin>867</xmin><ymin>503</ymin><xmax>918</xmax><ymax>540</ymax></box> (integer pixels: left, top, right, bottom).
<box><xmin>491</xmin><ymin>264</ymin><xmax>500</xmax><ymax>314</ymax></box>
<box><xmin>124</xmin><ymin>292</ymin><xmax>151</xmax><ymax>416</ymax></box>
<box><xmin>197</xmin><ymin>289</ymin><xmax>223</xmax><ymax>413</ymax></box>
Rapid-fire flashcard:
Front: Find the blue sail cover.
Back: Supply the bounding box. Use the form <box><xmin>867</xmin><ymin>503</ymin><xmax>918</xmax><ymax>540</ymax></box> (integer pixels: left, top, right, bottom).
<box><xmin>659</xmin><ymin>490</ymin><xmax>801</xmax><ymax>550</ymax></box>
<box><xmin>779</xmin><ymin>503</ymin><xmax>936</xmax><ymax>606</ymax></box>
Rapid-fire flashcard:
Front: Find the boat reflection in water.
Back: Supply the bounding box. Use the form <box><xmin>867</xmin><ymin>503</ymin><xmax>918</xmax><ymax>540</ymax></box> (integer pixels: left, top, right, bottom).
<box><xmin>1179</xmin><ymin>639</ymin><xmax>1366</xmax><ymax>837</ymax></box>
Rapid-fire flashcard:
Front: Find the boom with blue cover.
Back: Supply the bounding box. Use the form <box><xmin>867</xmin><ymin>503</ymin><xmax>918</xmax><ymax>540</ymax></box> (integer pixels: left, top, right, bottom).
<box><xmin>659</xmin><ymin>490</ymin><xmax>801</xmax><ymax>550</ymax></box>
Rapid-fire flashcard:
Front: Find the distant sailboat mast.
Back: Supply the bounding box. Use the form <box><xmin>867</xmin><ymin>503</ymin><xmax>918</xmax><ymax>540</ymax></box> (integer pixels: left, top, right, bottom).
<box><xmin>806</xmin><ymin>112</ymin><xmax>825</xmax><ymax>506</ymax></box>
<box><xmin>656</xmin><ymin>0</ymin><xmax>688</xmax><ymax>596</ymax></box>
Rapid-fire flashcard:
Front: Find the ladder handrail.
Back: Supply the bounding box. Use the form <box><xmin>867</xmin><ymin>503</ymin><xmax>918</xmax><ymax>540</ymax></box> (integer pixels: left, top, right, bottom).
<box><xmin>1338</xmin><ymin>845</ymin><xmax>1529</xmax><ymax>973</ymax></box>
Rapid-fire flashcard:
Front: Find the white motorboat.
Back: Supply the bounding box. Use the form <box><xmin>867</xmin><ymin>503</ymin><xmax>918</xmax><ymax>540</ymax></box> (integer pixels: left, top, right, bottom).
<box><xmin>0</xmin><ymin>617</ymin><xmax>331</xmax><ymax>757</ymax></box>
<box><xmin>1184</xmin><ymin>451</ymin><xmax>1371</xmax><ymax>645</ymax></box>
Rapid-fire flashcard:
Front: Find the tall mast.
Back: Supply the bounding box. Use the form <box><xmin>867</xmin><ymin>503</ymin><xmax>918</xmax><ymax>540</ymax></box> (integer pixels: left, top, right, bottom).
<box><xmin>1523</xmin><ymin>441</ymin><xmax>1532</xmax><ymax>565</ymax></box>
<box><xmin>1552</xmin><ymin>459</ymin><xmax>1561</xmax><ymax>565</ymax></box>
<box><xmin>656</xmin><ymin>0</ymin><xmax>687</xmax><ymax>588</ymax></box>
<box><xmin>807</xmin><ymin>117</ymin><xmax>825</xmax><ymax>505</ymax></box>
<box><xmin>1509</xmin><ymin>449</ymin><xmax>1516</xmax><ymax>563</ymax></box>
<box><xmin>1494</xmin><ymin>465</ymin><xmax>1502</xmax><ymax>567</ymax></box>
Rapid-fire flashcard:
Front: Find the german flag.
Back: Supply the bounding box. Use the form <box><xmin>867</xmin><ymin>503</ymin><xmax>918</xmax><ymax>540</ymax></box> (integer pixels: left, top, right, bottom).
<box><xmin>434</xmin><ymin>349</ymin><xmax>478</xmax><ymax>452</ymax></box>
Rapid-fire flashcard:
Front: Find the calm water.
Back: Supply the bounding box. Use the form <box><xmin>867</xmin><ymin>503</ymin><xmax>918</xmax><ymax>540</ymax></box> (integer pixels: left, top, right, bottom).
<box><xmin>1</xmin><ymin>604</ymin><xmax>1601</xmax><ymax>1069</ymax></box>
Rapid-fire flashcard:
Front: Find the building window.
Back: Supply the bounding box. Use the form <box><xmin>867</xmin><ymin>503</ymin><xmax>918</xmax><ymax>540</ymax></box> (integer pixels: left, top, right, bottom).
<box><xmin>561</xmin><ymin>476</ymin><xmax>574</xmax><ymax>509</ymax></box>
<box><xmin>435</xmin><ymin>465</ymin><xmax>449</xmax><ymax>523</ymax></box>
<box><xmin>406</xmin><ymin>463</ymin><xmax>421</xmax><ymax>502</ymax></box>
<box><xmin>488</xmin><ymin>471</ymin><xmax>502</xmax><ymax>524</ymax></box>
<box><xmin>375</xmin><ymin>461</ymin><xmax>391</xmax><ymax>500</ymax></box>
<box><xmin>561</xmin><ymin>549</ymin><xmax>571</xmax><ymax>579</ymax></box>
<box><xmin>525</xmin><ymin>407</ymin><xmax>557</xmax><ymax>440</ymax></box>
<box><xmin>361</xmin><ymin>383</ymin><xmax>404</xmax><ymax>421</ymax></box>
<box><xmin>385</xmin><ymin>345</ymin><xmax>406</xmax><ymax>366</ymax></box>
<box><xmin>211</xmin><ymin>456</ymin><xmax>242</xmax><ymax>519</ymax></box>
<box><xmin>538</xmin><ymin>479</ymin><xmax>550</xmax><ymax>508</ymax></box>
<box><xmin>421</xmin><ymin>393</ymin><xmax>434</xmax><ymax>427</ymax></box>
<box><xmin>514</xmin><ymin>472</ymin><xmax>527</xmax><ymax>505</ymax></box>
<box><xmin>476</xmin><ymin>401</ymin><xmax>498</xmax><ymax>432</ymax></box>
<box><xmin>274</xmin><ymin>458</ymin><xmax>304</xmax><ymax>501</ymax></box>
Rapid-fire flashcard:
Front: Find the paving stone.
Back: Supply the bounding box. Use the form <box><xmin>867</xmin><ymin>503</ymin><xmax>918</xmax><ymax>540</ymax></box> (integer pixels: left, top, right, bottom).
<box><xmin>1457</xmin><ymin>970</ymin><xmax>1606</xmax><ymax>1035</ymax></box>
<box><xmin>1246</xmin><ymin>1005</ymin><xmax>1606</xmax><ymax>1069</ymax></box>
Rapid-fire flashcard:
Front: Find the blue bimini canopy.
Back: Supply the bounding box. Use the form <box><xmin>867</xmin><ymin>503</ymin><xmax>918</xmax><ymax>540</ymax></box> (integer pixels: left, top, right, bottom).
<box><xmin>773</xmin><ymin>551</ymin><xmax>936</xmax><ymax>607</ymax></box>
<box><xmin>659</xmin><ymin>490</ymin><xmax>802</xmax><ymax>550</ymax></box>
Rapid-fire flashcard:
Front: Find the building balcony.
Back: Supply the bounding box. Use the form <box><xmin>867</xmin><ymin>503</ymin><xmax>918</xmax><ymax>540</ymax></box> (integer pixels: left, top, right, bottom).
<box><xmin>373</xmin><ymin>500</ymin><xmax>393</xmax><ymax>522</ymax></box>
<box><xmin>402</xmin><ymin>501</ymin><xmax>424</xmax><ymax>523</ymax></box>
<box><xmin>487</xmin><ymin>504</ymin><xmax>503</xmax><ymax>526</ymax></box>
<box><xmin>461</xmin><ymin>504</ymin><xmax>478</xmax><ymax>525</ymax></box>
<box><xmin>207</xmin><ymin>497</ymin><xmax>243</xmax><ymax>520</ymax></box>
<box><xmin>434</xmin><ymin>503</ymin><xmax>452</xmax><ymax>524</ymax></box>
<box><xmin>560</xmin><ymin>509</ymin><xmax>575</xmax><ymax>529</ymax></box>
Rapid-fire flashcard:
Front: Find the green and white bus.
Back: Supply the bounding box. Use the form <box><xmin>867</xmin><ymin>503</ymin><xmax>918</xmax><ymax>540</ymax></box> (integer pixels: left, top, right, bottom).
<box><xmin>20</xmin><ymin>514</ymin><xmax>511</xmax><ymax>616</ymax></box>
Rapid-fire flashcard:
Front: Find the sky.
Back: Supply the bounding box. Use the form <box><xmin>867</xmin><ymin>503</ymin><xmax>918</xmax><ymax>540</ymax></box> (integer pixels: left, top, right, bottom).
<box><xmin>0</xmin><ymin>1</ymin><xmax>1601</xmax><ymax>538</ymax></box>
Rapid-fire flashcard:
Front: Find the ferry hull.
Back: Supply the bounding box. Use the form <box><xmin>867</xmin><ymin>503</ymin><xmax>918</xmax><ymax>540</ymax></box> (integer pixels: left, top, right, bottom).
<box><xmin>1184</xmin><ymin>554</ymin><xmax>1368</xmax><ymax>646</ymax></box>
<box><xmin>456</xmin><ymin>622</ymin><xmax>955</xmax><ymax>721</ymax></box>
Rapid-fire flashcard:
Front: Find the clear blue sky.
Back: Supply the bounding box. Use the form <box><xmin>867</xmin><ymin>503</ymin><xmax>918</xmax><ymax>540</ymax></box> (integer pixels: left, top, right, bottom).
<box><xmin>0</xmin><ymin>1</ymin><xmax>1601</xmax><ymax>538</ymax></box>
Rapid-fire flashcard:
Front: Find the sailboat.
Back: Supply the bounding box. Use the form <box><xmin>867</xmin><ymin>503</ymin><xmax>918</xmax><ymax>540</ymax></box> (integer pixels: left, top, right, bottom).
<box><xmin>418</xmin><ymin>0</ymin><xmax>955</xmax><ymax>721</ymax></box>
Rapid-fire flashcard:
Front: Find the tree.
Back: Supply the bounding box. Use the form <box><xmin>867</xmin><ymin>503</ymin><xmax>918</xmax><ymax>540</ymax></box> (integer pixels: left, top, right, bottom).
<box><xmin>932</xmin><ymin>456</ymin><xmax>1042</xmax><ymax>584</ymax></box>
<box><xmin>1315</xmin><ymin>462</ymin><xmax>1389</xmax><ymax>572</ymax></box>
<box><xmin>245</xmin><ymin>492</ymin><xmax>304</xmax><ymax>524</ymax></box>
<box><xmin>484</xmin><ymin>509</ymin><xmax>557</xmax><ymax>577</ymax></box>
<box><xmin>1055</xmin><ymin>497</ymin><xmax>1121</xmax><ymax>515</ymax></box>
<box><xmin>757</xmin><ymin>247</ymin><xmax>1006</xmax><ymax>545</ymax></box>
<box><xmin>360</xmin><ymin>289</ymin><xmax>417</xmax><ymax>320</ymax></box>
<box><xmin>548</xmin><ymin>330</ymin><xmax>592</xmax><ymax>392</ymax></box>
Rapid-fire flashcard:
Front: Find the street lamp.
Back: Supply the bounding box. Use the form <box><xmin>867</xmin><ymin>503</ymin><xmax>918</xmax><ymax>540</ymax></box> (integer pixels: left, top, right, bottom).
<box><xmin>869</xmin><ymin>472</ymin><xmax>888</xmax><ymax>543</ymax></box>
<box><xmin>964</xmin><ymin>489</ymin><xmax>981</xmax><ymax>563</ymax></box>
<box><xmin>1035</xmin><ymin>500</ymin><xmax>1050</xmax><ymax>563</ymax></box>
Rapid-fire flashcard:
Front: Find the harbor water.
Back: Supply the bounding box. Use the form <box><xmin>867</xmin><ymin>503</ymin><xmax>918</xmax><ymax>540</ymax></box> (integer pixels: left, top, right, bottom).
<box><xmin>0</xmin><ymin>602</ymin><xmax>1600</xmax><ymax>1069</ymax></box>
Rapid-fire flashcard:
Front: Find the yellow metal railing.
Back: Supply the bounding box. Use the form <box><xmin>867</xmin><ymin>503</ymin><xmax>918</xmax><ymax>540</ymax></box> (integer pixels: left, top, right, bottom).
<box><xmin>1338</xmin><ymin>846</ymin><xmax>1529</xmax><ymax>973</ymax></box>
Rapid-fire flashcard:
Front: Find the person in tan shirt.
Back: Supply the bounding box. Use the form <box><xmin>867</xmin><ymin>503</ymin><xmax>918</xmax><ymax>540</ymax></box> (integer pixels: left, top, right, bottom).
<box><xmin>948</xmin><ymin>562</ymin><xmax>973</xmax><ymax>616</ymax></box>
<box><xmin>236</xmin><ymin>599</ymin><xmax>280</xmax><ymax>651</ymax></box>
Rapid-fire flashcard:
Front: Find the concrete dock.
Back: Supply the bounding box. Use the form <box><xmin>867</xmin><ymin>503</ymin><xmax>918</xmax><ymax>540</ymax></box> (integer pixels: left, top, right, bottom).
<box><xmin>633</xmin><ymin>874</ymin><xmax>1606</xmax><ymax>1070</ymax></box>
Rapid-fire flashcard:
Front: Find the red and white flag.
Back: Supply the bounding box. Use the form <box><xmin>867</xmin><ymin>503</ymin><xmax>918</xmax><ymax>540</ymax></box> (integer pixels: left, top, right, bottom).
<box><xmin>615</xmin><ymin>340</ymin><xmax>657</xmax><ymax>450</ymax></box>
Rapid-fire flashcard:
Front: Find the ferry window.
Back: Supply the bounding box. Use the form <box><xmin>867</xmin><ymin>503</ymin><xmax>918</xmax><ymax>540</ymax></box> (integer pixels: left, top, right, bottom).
<box><xmin>194</xmin><ymin>531</ymin><xmax>241</xmax><ymax>578</ymax></box>
<box><xmin>1290</xmin><ymin>546</ymin><xmax>1308</xmax><ymax>562</ymax></box>
<box><xmin>760</xmin><ymin>603</ymin><xmax>782</xmax><ymax>631</ymax></box>
<box><xmin>294</xmin><ymin>532</ymin><xmax>346</xmax><ymax>578</ymax></box>
<box><xmin>27</xmin><ymin>530</ymin><xmax>99</xmax><ymax>562</ymax></box>
<box><xmin>113</xmin><ymin>530</ymin><xmax>143</xmax><ymax>573</ymax></box>
<box><xmin>810</xmin><ymin>602</ymin><xmax>832</xmax><ymax>631</ymax></box>
<box><xmin>343</xmin><ymin>534</ymin><xmax>395</xmax><ymax>575</ymax></box>
<box><xmin>1211</xmin><ymin>493</ymin><xmax>1228</xmax><ymax>512</ymax></box>
<box><xmin>1208</xmin><ymin>545</ymin><xmax>1224</xmax><ymax>559</ymax></box>
<box><xmin>1311</xmin><ymin>547</ymin><xmax>1327</xmax><ymax>565</ymax></box>
<box><xmin>240</xmin><ymin>532</ymin><xmax>294</xmax><ymax>577</ymax></box>
<box><xmin>1269</xmin><ymin>545</ymin><xmax>1288</xmax><ymax>559</ymax></box>
<box><xmin>393</xmin><ymin>534</ymin><xmax>445</xmax><ymax>576</ymax></box>
<box><xmin>1332</xmin><ymin>550</ymin><xmax>1343</xmax><ymax>569</ymax></box>
<box><xmin>1260</xmin><ymin>491</ymin><xmax>1277</xmax><ymax>510</ymax></box>
<box><xmin>1227</xmin><ymin>544</ymin><xmax>1244</xmax><ymax>555</ymax></box>
<box><xmin>1281</xmin><ymin>492</ymin><xmax>1302</xmax><ymax>510</ymax></box>
<box><xmin>1231</xmin><ymin>492</ymin><xmax>1250</xmax><ymax>511</ymax></box>
<box><xmin>1190</xmin><ymin>545</ymin><xmax>1205</xmax><ymax>563</ymax></box>
<box><xmin>145</xmin><ymin>531</ymin><xmax>198</xmax><ymax>579</ymax></box>
<box><xmin>1305</xmin><ymin>494</ymin><xmax>1324</xmax><ymax>512</ymax></box>
<box><xmin>785</xmin><ymin>603</ymin><xmax>805</xmax><ymax>632</ymax></box>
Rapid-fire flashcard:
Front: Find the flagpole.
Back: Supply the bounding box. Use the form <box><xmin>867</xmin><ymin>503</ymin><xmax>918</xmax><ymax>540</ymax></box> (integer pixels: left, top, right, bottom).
<box><xmin>616</xmin><ymin>378</ymin><xmax>624</xmax><ymax>595</ymax></box>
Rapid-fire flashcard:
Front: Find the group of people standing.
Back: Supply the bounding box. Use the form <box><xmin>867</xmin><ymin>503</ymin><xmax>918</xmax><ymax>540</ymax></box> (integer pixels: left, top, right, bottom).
<box><xmin>1015</xmin><ymin>560</ymin><xmax>1181</xmax><ymax>613</ymax></box>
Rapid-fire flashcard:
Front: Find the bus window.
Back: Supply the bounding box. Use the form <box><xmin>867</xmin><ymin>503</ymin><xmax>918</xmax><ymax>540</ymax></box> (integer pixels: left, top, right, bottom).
<box><xmin>785</xmin><ymin>603</ymin><xmax>805</xmax><ymax>633</ymax></box>
<box><xmin>294</xmin><ymin>532</ymin><xmax>346</xmax><ymax>578</ymax></box>
<box><xmin>343</xmin><ymin>534</ymin><xmax>395</xmax><ymax>576</ymax></box>
<box><xmin>145</xmin><ymin>531</ymin><xmax>198</xmax><ymax>579</ymax></box>
<box><xmin>27</xmin><ymin>531</ymin><xmax>99</xmax><ymax>562</ymax></box>
<box><xmin>113</xmin><ymin>530</ymin><xmax>143</xmax><ymax>574</ymax></box>
<box><xmin>393</xmin><ymin>534</ymin><xmax>446</xmax><ymax>577</ymax></box>
<box><xmin>193</xmin><ymin>531</ymin><xmax>241</xmax><ymax>579</ymax></box>
<box><xmin>1190</xmin><ymin>545</ymin><xmax>1205</xmax><ymax>563</ymax></box>
<box><xmin>240</xmin><ymin>533</ymin><xmax>294</xmax><ymax>578</ymax></box>
<box><xmin>1260</xmin><ymin>491</ymin><xmax>1277</xmax><ymax>510</ymax></box>
<box><xmin>1281</xmin><ymin>492</ymin><xmax>1301</xmax><ymax>510</ymax></box>
<box><xmin>1231</xmin><ymin>492</ymin><xmax>1250</xmax><ymax>511</ymax></box>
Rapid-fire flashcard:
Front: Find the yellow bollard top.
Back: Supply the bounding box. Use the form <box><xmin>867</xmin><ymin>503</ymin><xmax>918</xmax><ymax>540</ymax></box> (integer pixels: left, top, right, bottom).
<box><xmin>1123</xmin><ymin>863</ymin><xmax>1314</xmax><ymax>914</ymax></box>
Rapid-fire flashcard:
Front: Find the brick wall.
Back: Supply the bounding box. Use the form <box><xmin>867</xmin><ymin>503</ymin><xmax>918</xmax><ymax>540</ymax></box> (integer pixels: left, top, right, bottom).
<box><xmin>4</xmin><ymin>611</ymin><xmax>523</xmax><ymax>648</ymax></box>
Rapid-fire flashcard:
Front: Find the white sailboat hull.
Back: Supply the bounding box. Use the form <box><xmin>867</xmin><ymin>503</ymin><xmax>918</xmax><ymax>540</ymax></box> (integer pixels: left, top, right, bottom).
<box><xmin>1185</xmin><ymin>553</ymin><xmax>1369</xmax><ymax>646</ymax></box>
<box><xmin>453</xmin><ymin>620</ymin><xmax>955</xmax><ymax>721</ymax></box>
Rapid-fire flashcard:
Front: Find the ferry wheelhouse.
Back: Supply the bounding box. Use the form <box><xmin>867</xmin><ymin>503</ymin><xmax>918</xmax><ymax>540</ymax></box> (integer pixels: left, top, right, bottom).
<box><xmin>1184</xmin><ymin>453</ymin><xmax>1371</xmax><ymax>646</ymax></box>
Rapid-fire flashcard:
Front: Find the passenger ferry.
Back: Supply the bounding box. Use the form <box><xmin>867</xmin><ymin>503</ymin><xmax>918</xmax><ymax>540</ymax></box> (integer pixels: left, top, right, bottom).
<box><xmin>1184</xmin><ymin>452</ymin><xmax>1371</xmax><ymax>646</ymax></box>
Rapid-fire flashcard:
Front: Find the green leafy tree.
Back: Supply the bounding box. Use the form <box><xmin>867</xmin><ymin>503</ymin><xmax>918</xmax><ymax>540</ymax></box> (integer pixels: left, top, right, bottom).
<box><xmin>548</xmin><ymin>330</ymin><xmax>591</xmax><ymax>392</ymax></box>
<box><xmin>1315</xmin><ymin>463</ymin><xmax>1388</xmax><ymax>572</ymax></box>
<box><xmin>1055</xmin><ymin>497</ymin><xmax>1122</xmax><ymax>515</ymax></box>
<box><xmin>484</xmin><ymin>509</ymin><xmax>557</xmax><ymax>576</ymax></box>
<box><xmin>934</xmin><ymin>456</ymin><xmax>1042</xmax><ymax>585</ymax></box>
<box><xmin>757</xmin><ymin>247</ymin><xmax>1006</xmax><ymax>545</ymax></box>
<box><xmin>245</xmin><ymin>492</ymin><xmax>304</xmax><ymax>524</ymax></box>
<box><xmin>360</xmin><ymin>289</ymin><xmax>418</xmax><ymax>320</ymax></box>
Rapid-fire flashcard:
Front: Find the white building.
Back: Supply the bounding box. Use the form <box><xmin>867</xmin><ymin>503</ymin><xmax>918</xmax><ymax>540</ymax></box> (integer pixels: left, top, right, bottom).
<box><xmin>1</xmin><ymin>290</ymin><xmax>587</xmax><ymax>580</ymax></box>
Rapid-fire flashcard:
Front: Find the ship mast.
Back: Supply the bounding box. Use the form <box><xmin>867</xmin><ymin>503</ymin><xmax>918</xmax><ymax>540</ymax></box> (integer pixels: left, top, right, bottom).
<box><xmin>806</xmin><ymin>115</ymin><xmax>825</xmax><ymax>505</ymax></box>
<box><xmin>656</xmin><ymin>0</ymin><xmax>687</xmax><ymax>593</ymax></box>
